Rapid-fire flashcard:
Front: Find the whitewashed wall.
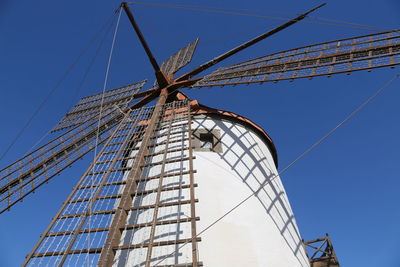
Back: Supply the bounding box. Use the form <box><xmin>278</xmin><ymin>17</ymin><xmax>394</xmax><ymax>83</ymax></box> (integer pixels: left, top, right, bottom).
<box><xmin>193</xmin><ymin>114</ymin><xmax>310</xmax><ymax>267</ymax></box>
<box><xmin>113</xmin><ymin>113</ymin><xmax>309</xmax><ymax>267</ymax></box>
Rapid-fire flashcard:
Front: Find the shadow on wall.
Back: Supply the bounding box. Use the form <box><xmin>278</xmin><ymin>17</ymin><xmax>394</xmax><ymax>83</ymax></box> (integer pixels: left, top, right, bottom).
<box><xmin>193</xmin><ymin>114</ymin><xmax>309</xmax><ymax>267</ymax></box>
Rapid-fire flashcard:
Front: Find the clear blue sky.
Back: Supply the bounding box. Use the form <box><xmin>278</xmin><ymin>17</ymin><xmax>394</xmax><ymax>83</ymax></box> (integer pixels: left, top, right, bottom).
<box><xmin>0</xmin><ymin>0</ymin><xmax>399</xmax><ymax>266</ymax></box>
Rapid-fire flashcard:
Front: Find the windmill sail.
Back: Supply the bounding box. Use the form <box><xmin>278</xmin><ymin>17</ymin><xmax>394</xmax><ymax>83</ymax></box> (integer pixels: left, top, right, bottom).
<box><xmin>161</xmin><ymin>38</ymin><xmax>199</xmax><ymax>76</ymax></box>
<box><xmin>193</xmin><ymin>30</ymin><xmax>400</xmax><ymax>87</ymax></box>
<box><xmin>0</xmin><ymin>81</ymin><xmax>146</xmax><ymax>214</ymax></box>
<box><xmin>53</xmin><ymin>80</ymin><xmax>146</xmax><ymax>132</ymax></box>
<box><xmin>23</xmin><ymin>100</ymin><xmax>199</xmax><ymax>267</ymax></box>
<box><xmin>154</xmin><ymin>38</ymin><xmax>199</xmax><ymax>87</ymax></box>
<box><xmin>0</xmin><ymin>111</ymin><xmax>119</xmax><ymax>213</ymax></box>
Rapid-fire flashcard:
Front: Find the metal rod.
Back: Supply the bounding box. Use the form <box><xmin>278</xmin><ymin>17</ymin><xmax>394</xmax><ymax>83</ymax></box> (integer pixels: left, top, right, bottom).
<box><xmin>121</xmin><ymin>2</ymin><xmax>160</xmax><ymax>71</ymax></box>
<box><xmin>177</xmin><ymin>3</ymin><xmax>326</xmax><ymax>81</ymax></box>
<box><xmin>122</xmin><ymin>2</ymin><xmax>169</xmax><ymax>87</ymax></box>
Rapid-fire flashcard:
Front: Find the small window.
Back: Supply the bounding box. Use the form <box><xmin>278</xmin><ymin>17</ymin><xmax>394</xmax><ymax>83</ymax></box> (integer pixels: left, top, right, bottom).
<box><xmin>193</xmin><ymin>129</ymin><xmax>222</xmax><ymax>153</ymax></box>
<box><xmin>200</xmin><ymin>133</ymin><xmax>214</xmax><ymax>149</ymax></box>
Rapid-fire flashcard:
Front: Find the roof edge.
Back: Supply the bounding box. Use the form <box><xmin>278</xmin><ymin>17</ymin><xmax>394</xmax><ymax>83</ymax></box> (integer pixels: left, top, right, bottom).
<box><xmin>174</xmin><ymin>92</ymin><xmax>278</xmax><ymax>167</ymax></box>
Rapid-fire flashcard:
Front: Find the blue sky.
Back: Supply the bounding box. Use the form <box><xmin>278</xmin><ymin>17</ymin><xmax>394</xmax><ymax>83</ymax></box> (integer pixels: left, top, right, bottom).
<box><xmin>0</xmin><ymin>0</ymin><xmax>399</xmax><ymax>266</ymax></box>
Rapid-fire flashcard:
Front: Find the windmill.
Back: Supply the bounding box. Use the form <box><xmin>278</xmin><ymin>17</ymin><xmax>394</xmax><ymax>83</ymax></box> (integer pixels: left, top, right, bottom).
<box><xmin>1</xmin><ymin>1</ymin><xmax>399</xmax><ymax>266</ymax></box>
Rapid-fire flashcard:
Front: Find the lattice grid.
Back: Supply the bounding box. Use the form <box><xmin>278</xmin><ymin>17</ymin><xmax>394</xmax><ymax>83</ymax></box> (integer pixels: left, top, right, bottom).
<box><xmin>194</xmin><ymin>30</ymin><xmax>400</xmax><ymax>87</ymax></box>
<box><xmin>24</xmin><ymin>100</ymin><xmax>200</xmax><ymax>267</ymax></box>
<box><xmin>53</xmin><ymin>80</ymin><xmax>146</xmax><ymax>132</ymax></box>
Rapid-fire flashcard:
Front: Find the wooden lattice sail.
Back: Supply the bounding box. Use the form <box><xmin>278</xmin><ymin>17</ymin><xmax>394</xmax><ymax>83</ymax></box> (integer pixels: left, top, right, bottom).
<box><xmin>53</xmin><ymin>81</ymin><xmax>146</xmax><ymax>132</ymax></box>
<box><xmin>154</xmin><ymin>38</ymin><xmax>199</xmax><ymax>87</ymax></box>
<box><xmin>193</xmin><ymin>30</ymin><xmax>400</xmax><ymax>87</ymax></box>
<box><xmin>0</xmin><ymin>81</ymin><xmax>146</xmax><ymax>214</ymax></box>
<box><xmin>24</xmin><ymin>100</ymin><xmax>200</xmax><ymax>266</ymax></box>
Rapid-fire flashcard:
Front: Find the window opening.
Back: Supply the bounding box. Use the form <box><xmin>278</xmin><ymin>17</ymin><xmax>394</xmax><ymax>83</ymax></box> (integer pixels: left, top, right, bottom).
<box><xmin>200</xmin><ymin>133</ymin><xmax>214</xmax><ymax>149</ymax></box>
<box><xmin>193</xmin><ymin>129</ymin><xmax>222</xmax><ymax>153</ymax></box>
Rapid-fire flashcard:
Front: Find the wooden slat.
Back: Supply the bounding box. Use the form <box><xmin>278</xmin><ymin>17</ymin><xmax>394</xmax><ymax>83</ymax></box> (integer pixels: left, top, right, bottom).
<box><xmin>57</xmin><ymin>199</ymin><xmax>199</xmax><ymax>219</ymax></box>
<box><xmin>58</xmin><ymin>209</ymin><xmax>116</xmax><ymax>219</ymax></box>
<box><xmin>101</xmin><ymin>137</ymin><xmax>192</xmax><ymax>156</ymax></box>
<box><xmin>46</xmin><ymin>217</ymin><xmax>200</xmax><ymax>237</ymax></box>
<box><xmin>123</xmin><ymin>217</ymin><xmax>200</xmax><ymax>230</ymax></box>
<box><xmin>32</xmin><ymin>248</ymin><xmax>102</xmax><ymax>257</ymax></box>
<box><xmin>68</xmin><ymin>184</ymin><xmax>197</xmax><ymax>203</ymax></box>
<box><xmin>129</xmin><ymin>199</ymin><xmax>199</xmax><ymax>211</ymax></box>
<box><xmin>115</xmin><ymin>237</ymin><xmax>202</xmax><ymax>251</ymax></box>
<box><xmin>46</xmin><ymin>227</ymin><xmax>109</xmax><ymax>237</ymax></box>
<box><xmin>76</xmin><ymin>170</ymin><xmax>196</xmax><ymax>190</ymax></box>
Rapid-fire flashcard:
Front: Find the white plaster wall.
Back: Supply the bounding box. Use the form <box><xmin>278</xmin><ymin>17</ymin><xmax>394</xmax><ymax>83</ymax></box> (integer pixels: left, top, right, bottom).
<box><xmin>113</xmin><ymin>113</ymin><xmax>309</xmax><ymax>267</ymax></box>
<box><xmin>193</xmin><ymin>115</ymin><xmax>310</xmax><ymax>267</ymax></box>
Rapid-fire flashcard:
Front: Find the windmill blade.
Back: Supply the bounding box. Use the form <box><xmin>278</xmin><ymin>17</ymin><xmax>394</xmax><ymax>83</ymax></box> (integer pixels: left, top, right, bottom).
<box><xmin>53</xmin><ymin>80</ymin><xmax>146</xmax><ymax>132</ymax></box>
<box><xmin>22</xmin><ymin>100</ymin><xmax>194</xmax><ymax>266</ymax></box>
<box><xmin>154</xmin><ymin>38</ymin><xmax>199</xmax><ymax>86</ymax></box>
<box><xmin>161</xmin><ymin>38</ymin><xmax>199</xmax><ymax>76</ymax></box>
<box><xmin>193</xmin><ymin>30</ymin><xmax>400</xmax><ymax>87</ymax></box>
<box><xmin>0</xmin><ymin>104</ymin><xmax>130</xmax><ymax>214</ymax></box>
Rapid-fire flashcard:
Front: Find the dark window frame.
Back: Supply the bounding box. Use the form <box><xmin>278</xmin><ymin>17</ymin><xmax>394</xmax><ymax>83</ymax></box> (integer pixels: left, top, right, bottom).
<box><xmin>193</xmin><ymin>129</ymin><xmax>222</xmax><ymax>153</ymax></box>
